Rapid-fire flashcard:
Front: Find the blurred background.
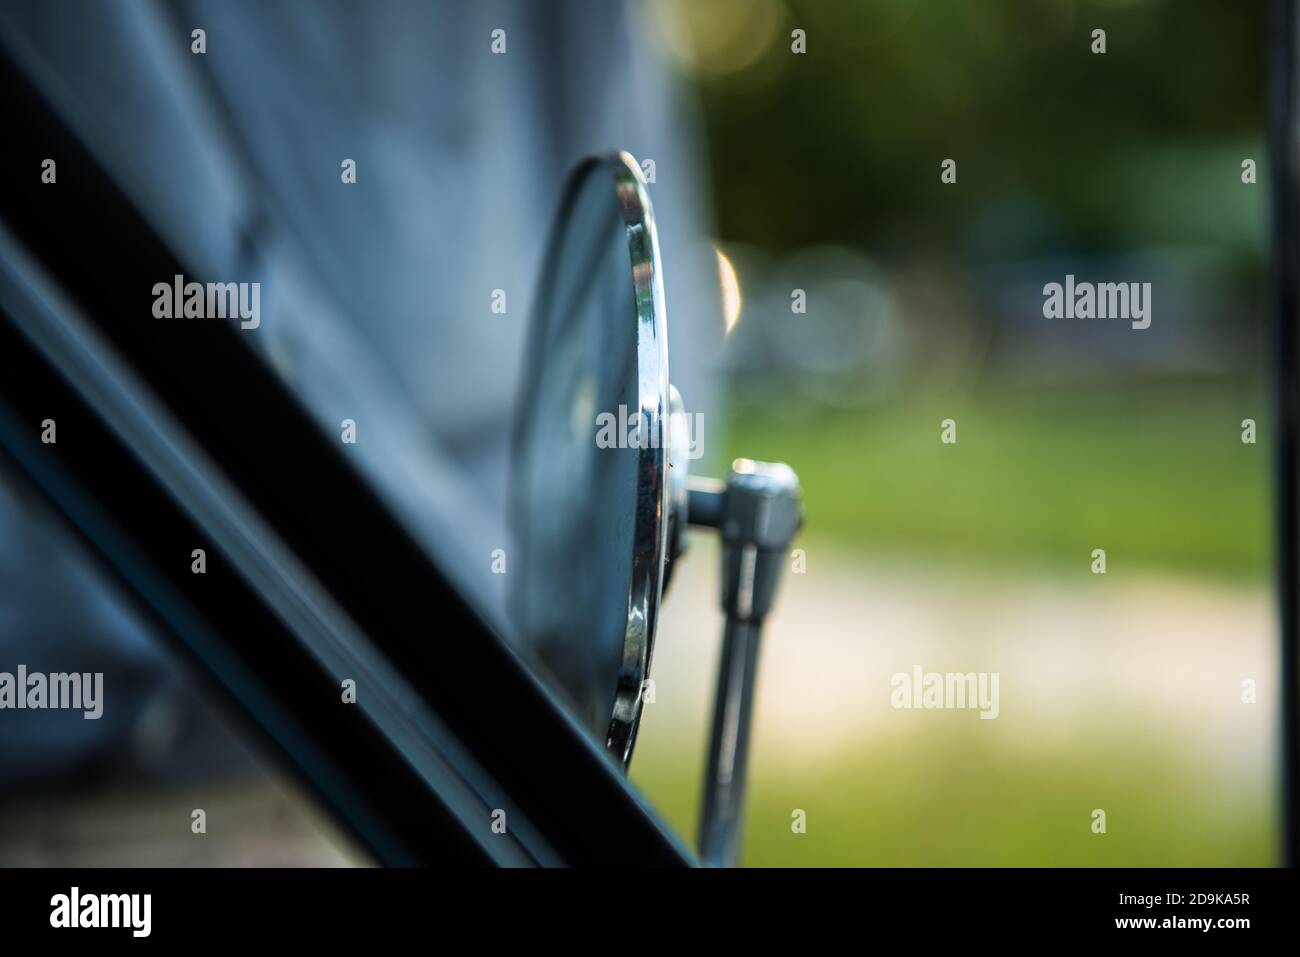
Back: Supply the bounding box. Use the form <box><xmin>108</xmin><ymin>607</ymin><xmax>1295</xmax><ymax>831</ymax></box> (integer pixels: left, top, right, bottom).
<box><xmin>630</xmin><ymin>0</ymin><xmax>1277</xmax><ymax>865</ymax></box>
<box><xmin>0</xmin><ymin>0</ymin><xmax>1278</xmax><ymax>865</ymax></box>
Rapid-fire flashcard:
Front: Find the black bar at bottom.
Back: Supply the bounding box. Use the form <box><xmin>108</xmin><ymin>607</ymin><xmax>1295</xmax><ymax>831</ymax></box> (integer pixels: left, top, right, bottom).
<box><xmin>0</xmin><ymin>867</ymin><xmax>1292</xmax><ymax>943</ymax></box>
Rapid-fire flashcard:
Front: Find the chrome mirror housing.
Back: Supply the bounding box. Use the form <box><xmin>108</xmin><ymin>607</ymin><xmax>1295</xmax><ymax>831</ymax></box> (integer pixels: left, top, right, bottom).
<box><xmin>512</xmin><ymin>152</ymin><xmax>802</xmax><ymax>865</ymax></box>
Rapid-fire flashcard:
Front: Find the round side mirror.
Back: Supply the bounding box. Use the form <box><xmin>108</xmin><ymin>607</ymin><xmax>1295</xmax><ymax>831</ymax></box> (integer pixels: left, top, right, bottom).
<box><xmin>510</xmin><ymin>152</ymin><xmax>670</xmax><ymax>766</ymax></box>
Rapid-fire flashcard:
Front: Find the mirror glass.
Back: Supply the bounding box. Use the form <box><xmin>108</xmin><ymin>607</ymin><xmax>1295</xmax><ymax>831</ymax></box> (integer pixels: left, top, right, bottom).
<box><xmin>510</xmin><ymin>154</ymin><xmax>668</xmax><ymax>763</ymax></box>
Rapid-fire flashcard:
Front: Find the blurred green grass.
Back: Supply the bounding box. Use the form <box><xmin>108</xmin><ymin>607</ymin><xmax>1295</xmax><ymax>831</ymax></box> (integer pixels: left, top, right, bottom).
<box><xmin>724</xmin><ymin>378</ymin><xmax>1271</xmax><ymax>579</ymax></box>
<box><xmin>634</xmin><ymin>727</ymin><xmax>1274</xmax><ymax>866</ymax></box>
<box><xmin>630</xmin><ymin>377</ymin><xmax>1275</xmax><ymax>865</ymax></box>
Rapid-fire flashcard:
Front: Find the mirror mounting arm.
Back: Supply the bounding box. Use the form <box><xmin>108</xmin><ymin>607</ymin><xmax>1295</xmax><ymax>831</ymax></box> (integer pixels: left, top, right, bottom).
<box><xmin>687</xmin><ymin>461</ymin><xmax>803</xmax><ymax>867</ymax></box>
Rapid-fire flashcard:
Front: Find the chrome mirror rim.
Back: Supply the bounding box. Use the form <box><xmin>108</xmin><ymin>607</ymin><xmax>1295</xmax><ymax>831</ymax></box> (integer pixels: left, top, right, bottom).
<box><xmin>604</xmin><ymin>151</ymin><xmax>670</xmax><ymax>766</ymax></box>
<box><xmin>512</xmin><ymin>151</ymin><xmax>670</xmax><ymax>768</ymax></box>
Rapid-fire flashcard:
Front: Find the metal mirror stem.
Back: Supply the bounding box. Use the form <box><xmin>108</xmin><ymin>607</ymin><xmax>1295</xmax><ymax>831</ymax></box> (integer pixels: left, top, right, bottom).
<box><xmin>687</xmin><ymin>461</ymin><xmax>803</xmax><ymax>867</ymax></box>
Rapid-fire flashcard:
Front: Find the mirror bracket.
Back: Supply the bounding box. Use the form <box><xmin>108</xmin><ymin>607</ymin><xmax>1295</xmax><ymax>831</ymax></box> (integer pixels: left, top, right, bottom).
<box><xmin>686</xmin><ymin>460</ymin><xmax>803</xmax><ymax>866</ymax></box>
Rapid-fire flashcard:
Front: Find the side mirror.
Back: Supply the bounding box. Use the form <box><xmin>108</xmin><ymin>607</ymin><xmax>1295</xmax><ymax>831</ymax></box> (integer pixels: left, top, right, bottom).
<box><xmin>511</xmin><ymin>152</ymin><xmax>803</xmax><ymax>866</ymax></box>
